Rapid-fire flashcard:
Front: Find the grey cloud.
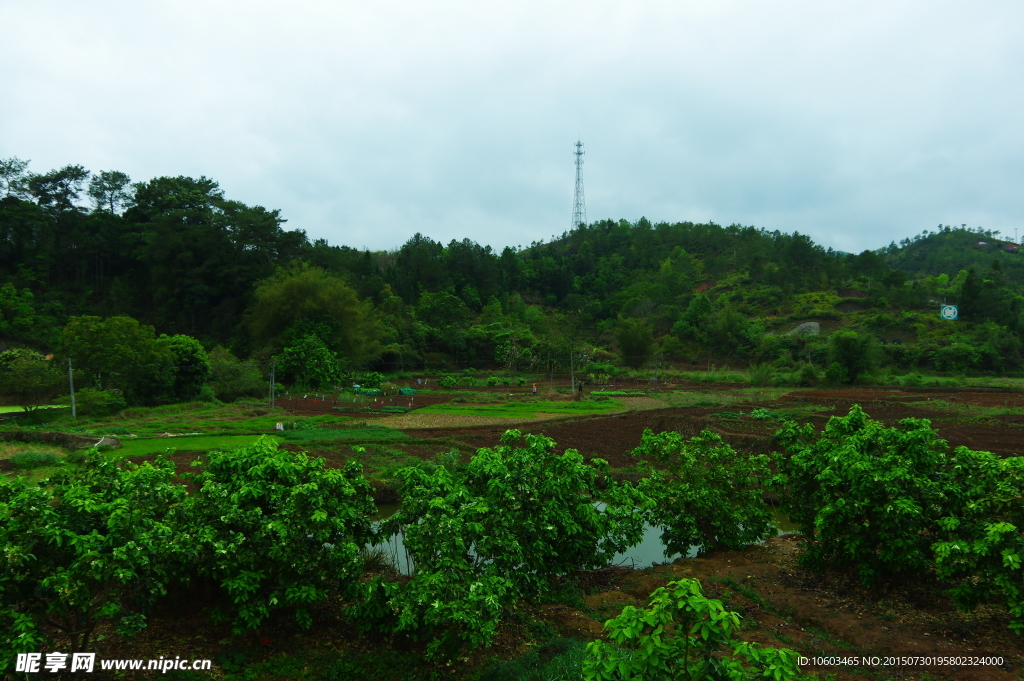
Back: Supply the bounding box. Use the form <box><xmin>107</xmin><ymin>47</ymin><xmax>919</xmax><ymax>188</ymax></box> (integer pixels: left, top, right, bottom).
<box><xmin>2</xmin><ymin>0</ymin><xmax>1023</xmax><ymax>253</ymax></box>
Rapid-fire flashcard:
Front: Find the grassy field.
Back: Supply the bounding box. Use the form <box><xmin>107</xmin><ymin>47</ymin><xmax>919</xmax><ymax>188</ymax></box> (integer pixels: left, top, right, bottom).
<box><xmin>0</xmin><ymin>441</ymin><xmax>70</xmax><ymax>484</ymax></box>
<box><xmin>7</xmin><ymin>402</ymin><xmax>354</xmax><ymax>437</ymax></box>
<box><xmin>657</xmin><ymin>389</ymin><xmax>792</xmax><ymax>409</ymax></box>
<box><xmin>279</xmin><ymin>426</ymin><xmax>410</xmax><ymax>443</ymax></box>
<box><xmin>415</xmin><ymin>399</ymin><xmax>624</xmax><ymax>419</ymax></box>
<box><xmin>0</xmin><ymin>405</ymin><xmax>67</xmax><ymax>414</ymax></box>
<box><xmin>114</xmin><ymin>434</ymin><xmax>285</xmax><ymax>458</ymax></box>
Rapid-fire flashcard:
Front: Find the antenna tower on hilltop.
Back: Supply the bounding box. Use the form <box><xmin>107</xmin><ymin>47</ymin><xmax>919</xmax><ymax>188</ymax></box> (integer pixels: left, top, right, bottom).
<box><xmin>572</xmin><ymin>140</ymin><xmax>586</xmax><ymax>230</ymax></box>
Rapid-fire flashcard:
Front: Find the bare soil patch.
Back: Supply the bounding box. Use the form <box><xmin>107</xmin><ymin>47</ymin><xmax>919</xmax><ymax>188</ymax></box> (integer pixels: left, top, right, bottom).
<box><xmin>536</xmin><ymin>538</ymin><xmax>1023</xmax><ymax>681</ymax></box>
<box><xmin>780</xmin><ymin>389</ymin><xmax>1024</xmax><ymax>456</ymax></box>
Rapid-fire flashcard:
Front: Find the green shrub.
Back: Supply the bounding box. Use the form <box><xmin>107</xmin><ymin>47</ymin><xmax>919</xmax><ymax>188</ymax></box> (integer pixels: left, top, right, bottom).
<box><xmin>64</xmin><ymin>450</ymin><xmax>87</xmax><ymax>464</ymax></box>
<box><xmin>358</xmin><ymin>372</ymin><xmax>386</xmax><ymax>389</ymax></box>
<box><xmin>824</xmin><ymin>362</ymin><xmax>847</xmax><ymax>384</ymax></box>
<box><xmin>747</xmin><ymin>362</ymin><xmax>773</xmax><ymax>385</ymax></box>
<box><xmin>181</xmin><ymin>436</ymin><xmax>375</xmax><ymax>634</ymax></box>
<box><xmin>208</xmin><ymin>347</ymin><xmax>265</xmax><ymax>402</ymax></box>
<box><xmin>63</xmin><ymin>388</ymin><xmax>127</xmax><ymax>417</ymax></box>
<box><xmin>354</xmin><ymin>431</ymin><xmax>649</xmax><ymax>659</ymax></box>
<box><xmin>587</xmin><ymin>363</ymin><xmax>618</xmax><ymax>376</ymax></box>
<box><xmin>583</xmin><ymin>579</ymin><xmax>799</xmax><ymax>681</ymax></box>
<box><xmin>0</xmin><ymin>454</ymin><xmax>185</xmax><ymax>667</ymax></box>
<box><xmin>772</xmin><ymin>404</ymin><xmax>998</xmax><ymax>586</ymax></box>
<box><xmin>934</xmin><ymin>456</ymin><xmax>1024</xmax><ymax>633</ymax></box>
<box><xmin>827</xmin><ymin>330</ymin><xmax>876</xmax><ymax>383</ymax></box>
<box><xmin>195</xmin><ymin>385</ymin><xmax>220</xmax><ymax>403</ymax></box>
<box><xmin>11</xmin><ymin>451</ymin><xmax>59</xmax><ymax>469</ymax></box>
<box><xmin>798</xmin><ymin>364</ymin><xmax>818</xmax><ymax>386</ymax></box>
<box><xmin>485</xmin><ymin>376</ymin><xmax>501</xmax><ymax>386</ymax></box>
<box><xmin>0</xmin><ymin>349</ymin><xmax>63</xmax><ymax>412</ymax></box>
<box><xmin>439</xmin><ymin>375</ymin><xmax>458</xmax><ymax>389</ymax></box>
<box><xmin>901</xmin><ymin>372</ymin><xmax>924</xmax><ymax>387</ymax></box>
<box><xmin>632</xmin><ymin>429</ymin><xmax>774</xmax><ymax>556</ymax></box>
<box><xmin>278</xmin><ymin>335</ymin><xmax>343</xmax><ymax>389</ymax></box>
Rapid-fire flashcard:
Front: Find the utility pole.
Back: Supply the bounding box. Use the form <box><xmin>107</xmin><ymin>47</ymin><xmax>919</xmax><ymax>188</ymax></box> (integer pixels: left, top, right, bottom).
<box><xmin>570</xmin><ymin>348</ymin><xmax>575</xmax><ymax>393</ymax></box>
<box><xmin>571</xmin><ymin>140</ymin><xmax>586</xmax><ymax>230</ymax></box>
<box><xmin>269</xmin><ymin>361</ymin><xmax>276</xmax><ymax>412</ymax></box>
<box><xmin>67</xmin><ymin>359</ymin><xmax>76</xmax><ymax>419</ymax></box>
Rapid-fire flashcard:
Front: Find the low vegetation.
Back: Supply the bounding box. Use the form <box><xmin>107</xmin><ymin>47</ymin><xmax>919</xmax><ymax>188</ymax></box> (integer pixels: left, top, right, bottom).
<box><xmin>1</xmin><ymin>404</ymin><xmax>1021</xmax><ymax>678</ymax></box>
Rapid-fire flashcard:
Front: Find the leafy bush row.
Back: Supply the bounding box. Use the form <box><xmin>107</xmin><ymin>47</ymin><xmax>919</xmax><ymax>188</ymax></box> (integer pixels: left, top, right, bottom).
<box><xmin>1</xmin><ymin>430</ymin><xmax>793</xmax><ymax>677</ymax></box>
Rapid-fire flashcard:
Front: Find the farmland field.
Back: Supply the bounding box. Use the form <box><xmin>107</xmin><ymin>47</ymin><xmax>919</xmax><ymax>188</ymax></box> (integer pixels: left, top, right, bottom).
<box><xmin>114</xmin><ymin>433</ymin><xmax>285</xmax><ymax>457</ymax></box>
<box><xmin>0</xmin><ymin>404</ymin><xmax>66</xmax><ymax>413</ymax></box>
<box><xmin>3</xmin><ymin>380</ymin><xmax>1023</xmax><ymax>681</ymax></box>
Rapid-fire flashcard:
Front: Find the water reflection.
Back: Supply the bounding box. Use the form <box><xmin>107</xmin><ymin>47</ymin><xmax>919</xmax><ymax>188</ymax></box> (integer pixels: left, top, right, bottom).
<box><xmin>367</xmin><ymin>502</ymin><xmax>798</xmax><ymax>576</ymax></box>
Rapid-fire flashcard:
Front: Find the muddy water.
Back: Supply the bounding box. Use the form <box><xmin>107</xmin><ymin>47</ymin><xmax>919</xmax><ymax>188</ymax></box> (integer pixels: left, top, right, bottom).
<box><xmin>368</xmin><ymin>502</ymin><xmax>798</xmax><ymax>576</ymax></box>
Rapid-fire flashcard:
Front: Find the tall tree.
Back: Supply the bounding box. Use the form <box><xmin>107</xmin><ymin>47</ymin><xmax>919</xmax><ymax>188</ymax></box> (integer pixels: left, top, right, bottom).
<box><xmin>87</xmin><ymin>170</ymin><xmax>134</xmax><ymax>214</ymax></box>
<box><xmin>128</xmin><ymin>176</ymin><xmax>306</xmax><ymax>340</ymax></box>
<box><xmin>58</xmin><ymin>316</ymin><xmax>175</xmax><ymax>405</ymax></box>
<box><xmin>0</xmin><ymin>157</ymin><xmax>31</xmax><ymax>199</ymax></box>
<box><xmin>616</xmin><ymin>317</ymin><xmax>654</xmax><ymax>368</ymax></box>
<box><xmin>27</xmin><ymin>165</ymin><xmax>89</xmax><ymax>214</ymax></box>
<box><xmin>159</xmin><ymin>334</ymin><xmax>211</xmax><ymax>401</ymax></box>
<box><xmin>0</xmin><ymin>349</ymin><xmax>63</xmax><ymax>411</ymax></box>
<box><xmin>246</xmin><ymin>264</ymin><xmax>381</xmax><ymax>364</ymax></box>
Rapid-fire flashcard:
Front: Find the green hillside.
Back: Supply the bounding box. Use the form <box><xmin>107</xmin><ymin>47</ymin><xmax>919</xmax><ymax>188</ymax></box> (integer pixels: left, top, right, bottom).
<box><xmin>883</xmin><ymin>224</ymin><xmax>1024</xmax><ymax>290</ymax></box>
<box><xmin>2</xmin><ymin>159</ymin><xmax>1024</xmax><ymax>410</ymax></box>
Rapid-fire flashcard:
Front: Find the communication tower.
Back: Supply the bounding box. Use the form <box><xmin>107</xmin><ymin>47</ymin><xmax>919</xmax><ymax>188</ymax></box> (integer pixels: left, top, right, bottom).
<box><xmin>572</xmin><ymin>140</ymin><xmax>586</xmax><ymax>230</ymax></box>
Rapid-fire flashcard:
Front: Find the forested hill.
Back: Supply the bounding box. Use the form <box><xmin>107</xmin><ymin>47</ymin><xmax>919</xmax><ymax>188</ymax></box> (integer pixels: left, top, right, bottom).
<box><xmin>882</xmin><ymin>224</ymin><xmax>1024</xmax><ymax>290</ymax></box>
<box><xmin>0</xmin><ymin>166</ymin><xmax>901</xmax><ymax>349</ymax></box>
<box><xmin>2</xmin><ymin>160</ymin><xmax>1024</xmax><ymax>386</ymax></box>
<box><xmin>0</xmin><ymin>167</ymin><xmax>372</xmax><ymax>347</ymax></box>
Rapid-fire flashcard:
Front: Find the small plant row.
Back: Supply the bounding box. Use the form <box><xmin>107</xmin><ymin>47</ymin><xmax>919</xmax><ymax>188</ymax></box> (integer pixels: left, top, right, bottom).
<box><xmin>436</xmin><ymin>375</ymin><xmax>530</xmax><ymax>389</ymax></box>
<box><xmin>7</xmin><ymin>451</ymin><xmax>59</xmax><ymax>469</ymax></box>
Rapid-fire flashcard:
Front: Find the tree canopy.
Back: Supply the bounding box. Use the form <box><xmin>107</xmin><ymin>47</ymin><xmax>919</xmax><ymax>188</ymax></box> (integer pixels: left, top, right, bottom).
<box><xmin>3</xmin><ymin>156</ymin><xmax>1024</xmax><ymax>382</ymax></box>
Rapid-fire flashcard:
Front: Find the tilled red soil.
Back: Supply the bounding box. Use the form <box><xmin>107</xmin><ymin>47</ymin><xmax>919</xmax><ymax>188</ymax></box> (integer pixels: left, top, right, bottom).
<box><xmin>538</xmin><ymin>537</ymin><xmax>1024</xmax><ymax>681</ymax></box>
<box><xmin>780</xmin><ymin>390</ymin><xmax>1024</xmax><ymax>457</ymax></box>
<box><xmin>402</xmin><ymin>400</ymin><xmax>1023</xmax><ymax>465</ymax></box>
<box><xmin>783</xmin><ymin>388</ymin><xmax>1024</xmax><ymax>408</ymax></box>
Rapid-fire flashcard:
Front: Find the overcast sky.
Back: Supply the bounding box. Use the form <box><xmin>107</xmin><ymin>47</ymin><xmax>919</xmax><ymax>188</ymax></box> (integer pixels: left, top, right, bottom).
<box><xmin>3</xmin><ymin>0</ymin><xmax>1023</xmax><ymax>253</ymax></box>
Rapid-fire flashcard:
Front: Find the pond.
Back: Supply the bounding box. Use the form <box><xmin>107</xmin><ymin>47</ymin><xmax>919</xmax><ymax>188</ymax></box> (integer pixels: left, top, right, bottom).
<box><xmin>368</xmin><ymin>502</ymin><xmax>798</xmax><ymax>576</ymax></box>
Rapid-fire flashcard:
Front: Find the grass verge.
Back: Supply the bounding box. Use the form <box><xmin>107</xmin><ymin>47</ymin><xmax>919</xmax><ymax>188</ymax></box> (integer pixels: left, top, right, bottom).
<box><xmin>416</xmin><ymin>400</ymin><xmax>623</xmax><ymax>419</ymax></box>
<box><xmin>115</xmin><ymin>434</ymin><xmax>285</xmax><ymax>457</ymax></box>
